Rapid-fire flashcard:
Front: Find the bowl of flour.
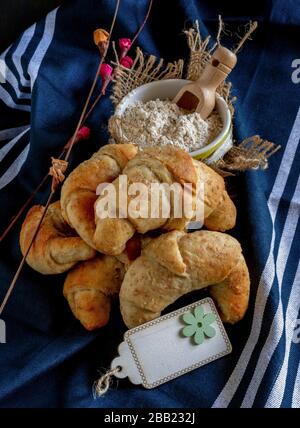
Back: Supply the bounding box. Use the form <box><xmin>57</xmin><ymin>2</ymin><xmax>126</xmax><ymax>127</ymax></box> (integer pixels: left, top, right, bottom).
<box><xmin>109</xmin><ymin>79</ymin><xmax>233</xmax><ymax>163</ymax></box>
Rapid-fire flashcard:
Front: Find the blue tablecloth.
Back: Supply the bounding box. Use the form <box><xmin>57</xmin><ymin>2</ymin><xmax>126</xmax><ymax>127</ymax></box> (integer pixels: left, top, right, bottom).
<box><xmin>0</xmin><ymin>0</ymin><xmax>299</xmax><ymax>408</ymax></box>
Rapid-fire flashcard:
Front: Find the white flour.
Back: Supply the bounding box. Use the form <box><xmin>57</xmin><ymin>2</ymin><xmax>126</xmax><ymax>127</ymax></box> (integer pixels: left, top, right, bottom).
<box><xmin>109</xmin><ymin>99</ymin><xmax>223</xmax><ymax>152</ymax></box>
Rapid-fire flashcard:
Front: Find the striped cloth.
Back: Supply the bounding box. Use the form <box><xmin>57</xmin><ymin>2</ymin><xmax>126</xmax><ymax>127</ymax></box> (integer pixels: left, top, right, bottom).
<box><xmin>0</xmin><ymin>8</ymin><xmax>57</xmax><ymax>190</ymax></box>
<box><xmin>0</xmin><ymin>0</ymin><xmax>299</xmax><ymax>408</ymax></box>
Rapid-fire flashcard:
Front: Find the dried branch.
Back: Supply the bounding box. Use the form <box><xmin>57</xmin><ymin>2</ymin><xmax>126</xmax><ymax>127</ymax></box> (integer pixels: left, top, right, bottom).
<box><xmin>83</xmin><ymin>0</ymin><xmax>154</xmax><ymax>123</ymax></box>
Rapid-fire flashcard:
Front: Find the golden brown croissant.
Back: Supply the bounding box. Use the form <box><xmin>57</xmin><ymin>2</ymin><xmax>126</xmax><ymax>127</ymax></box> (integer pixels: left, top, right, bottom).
<box><xmin>120</xmin><ymin>230</ymin><xmax>250</xmax><ymax>328</ymax></box>
<box><xmin>63</xmin><ymin>255</ymin><xmax>125</xmax><ymax>330</ymax></box>
<box><xmin>94</xmin><ymin>146</ymin><xmax>236</xmax><ymax>255</ymax></box>
<box><xmin>94</xmin><ymin>146</ymin><xmax>196</xmax><ymax>255</ymax></box>
<box><xmin>60</xmin><ymin>143</ymin><xmax>137</xmax><ymax>249</ymax></box>
<box><xmin>20</xmin><ymin>201</ymin><xmax>96</xmax><ymax>275</ymax></box>
<box><xmin>193</xmin><ymin>160</ymin><xmax>236</xmax><ymax>232</ymax></box>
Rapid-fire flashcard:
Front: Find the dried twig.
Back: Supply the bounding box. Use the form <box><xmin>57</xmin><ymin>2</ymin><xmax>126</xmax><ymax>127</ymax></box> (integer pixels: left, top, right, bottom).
<box><xmin>0</xmin><ymin>192</ymin><xmax>53</xmax><ymax>316</ymax></box>
<box><xmin>0</xmin><ymin>174</ymin><xmax>49</xmax><ymax>243</ymax></box>
<box><xmin>131</xmin><ymin>0</ymin><xmax>153</xmax><ymax>47</ymax></box>
<box><xmin>83</xmin><ymin>0</ymin><xmax>154</xmax><ymax>123</ymax></box>
<box><xmin>64</xmin><ymin>0</ymin><xmax>121</xmax><ymax>160</ymax></box>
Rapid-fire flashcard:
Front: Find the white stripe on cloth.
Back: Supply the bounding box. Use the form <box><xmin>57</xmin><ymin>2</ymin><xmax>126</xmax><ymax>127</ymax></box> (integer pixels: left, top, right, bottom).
<box><xmin>0</xmin><ymin>143</ymin><xmax>30</xmax><ymax>190</ymax></box>
<box><xmin>265</xmin><ymin>261</ymin><xmax>300</xmax><ymax>408</ymax></box>
<box><xmin>0</xmin><ymin>7</ymin><xmax>58</xmax><ymax>107</ymax></box>
<box><xmin>292</xmin><ymin>363</ymin><xmax>300</xmax><ymax>407</ymax></box>
<box><xmin>0</xmin><ymin>60</ymin><xmax>31</xmax><ymax>99</ymax></box>
<box><xmin>28</xmin><ymin>8</ymin><xmax>58</xmax><ymax>89</ymax></box>
<box><xmin>0</xmin><ymin>47</ymin><xmax>9</xmax><ymax>60</ymax></box>
<box><xmin>241</xmin><ymin>176</ymin><xmax>300</xmax><ymax>407</ymax></box>
<box><xmin>0</xmin><ymin>126</ymin><xmax>30</xmax><ymax>142</ymax></box>
<box><xmin>0</xmin><ymin>85</ymin><xmax>31</xmax><ymax>112</ymax></box>
<box><xmin>0</xmin><ymin>127</ymin><xmax>29</xmax><ymax>162</ymax></box>
<box><xmin>12</xmin><ymin>24</ymin><xmax>37</xmax><ymax>88</ymax></box>
<box><xmin>212</xmin><ymin>106</ymin><xmax>300</xmax><ymax>408</ymax></box>
<box><xmin>0</xmin><ymin>44</ymin><xmax>31</xmax><ymax>107</ymax></box>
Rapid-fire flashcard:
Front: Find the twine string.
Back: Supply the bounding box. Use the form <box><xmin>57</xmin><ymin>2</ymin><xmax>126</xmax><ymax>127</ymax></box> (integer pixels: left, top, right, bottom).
<box><xmin>233</xmin><ymin>21</ymin><xmax>258</xmax><ymax>54</ymax></box>
<box><xmin>93</xmin><ymin>366</ymin><xmax>121</xmax><ymax>398</ymax></box>
<box><xmin>216</xmin><ymin>15</ymin><xmax>224</xmax><ymax>46</ymax></box>
<box><xmin>49</xmin><ymin>158</ymin><xmax>68</xmax><ymax>192</ymax></box>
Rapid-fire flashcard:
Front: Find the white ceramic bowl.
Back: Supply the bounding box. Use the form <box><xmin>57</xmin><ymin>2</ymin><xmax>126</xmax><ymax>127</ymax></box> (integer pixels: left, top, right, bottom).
<box><xmin>115</xmin><ymin>79</ymin><xmax>233</xmax><ymax>163</ymax></box>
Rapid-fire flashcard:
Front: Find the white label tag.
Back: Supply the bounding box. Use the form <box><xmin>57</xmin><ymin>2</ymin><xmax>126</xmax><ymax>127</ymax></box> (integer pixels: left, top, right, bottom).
<box><xmin>111</xmin><ymin>298</ymin><xmax>231</xmax><ymax>388</ymax></box>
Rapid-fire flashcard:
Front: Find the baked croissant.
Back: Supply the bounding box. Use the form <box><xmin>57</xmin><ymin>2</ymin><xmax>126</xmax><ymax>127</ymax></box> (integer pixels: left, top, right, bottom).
<box><xmin>94</xmin><ymin>146</ymin><xmax>236</xmax><ymax>255</ymax></box>
<box><xmin>60</xmin><ymin>143</ymin><xmax>137</xmax><ymax>249</ymax></box>
<box><xmin>20</xmin><ymin>201</ymin><xmax>96</xmax><ymax>275</ymax></box>
<box><xmin>120</xmin><ymin>230</ymin><xmax>250</xmax><ymax>328</ymax></box>
<box><xmin>193</xmin><ymin>160</ymin><xmax>236</xmax><ymax>231</ymax></box>
<box><xmin>63</xmin><ymin>255</ymin><xmax>125</xmax><ymax>330</ymax></box>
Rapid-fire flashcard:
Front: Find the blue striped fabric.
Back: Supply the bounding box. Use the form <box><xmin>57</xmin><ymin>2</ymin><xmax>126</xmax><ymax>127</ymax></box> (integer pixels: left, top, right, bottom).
<box><xmin>0</xmin><ymin>0</ymin><xmax>299</xmax><ymax>408</ymax></box>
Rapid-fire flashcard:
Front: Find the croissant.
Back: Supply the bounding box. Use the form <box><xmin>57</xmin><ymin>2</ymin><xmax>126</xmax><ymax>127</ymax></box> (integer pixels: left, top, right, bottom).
<box><xmin>60</xmin><ymin>143</ymin><xmax>137</xmax><ymax>249</ymax></box>
<box><xmin>193</xmin><ymin>159</ymin><xmax>236</xmax><ymax>231</ymax></box>
<box><xmin>120</xmin><ymin>230</ymin><xmax>250</xmax><ymax>328</ymax></box>
<box><xmin>63</xmin><ymin>255</ymin><xmax>125</xmax><ymax>330</ymax></box>
<box><xmin>94</xmin><ymin>146</ymin><xmax>236</xmax><ymax>255</ymax></box>
<box><xmin>20</xmin><ymin>201</ymin><xmax>96</xmax><ymax>275</ymax></box>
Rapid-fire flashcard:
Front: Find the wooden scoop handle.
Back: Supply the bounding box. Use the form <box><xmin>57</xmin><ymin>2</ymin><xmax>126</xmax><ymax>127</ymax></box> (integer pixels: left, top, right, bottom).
<box><xmin>196</xmin><ymin>46</ymin><xmax>237</xmax><ymax>90</ymax></box>
<box><xmin>173</xmin><ymin>45</ymin><xmax>237</xmax><ymax>119</ymax></box>
<box><xmin>193</xmin><ymin>46</ymin><xmax>237</xmax><ymax>118</ymax></box>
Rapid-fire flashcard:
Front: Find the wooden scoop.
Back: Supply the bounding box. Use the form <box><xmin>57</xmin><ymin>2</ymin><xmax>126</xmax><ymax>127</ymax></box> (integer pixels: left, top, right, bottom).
<box><xmin>173</xmin><ymin>46</ymin><xmax>237</xmax><ymax>119</ymax></box>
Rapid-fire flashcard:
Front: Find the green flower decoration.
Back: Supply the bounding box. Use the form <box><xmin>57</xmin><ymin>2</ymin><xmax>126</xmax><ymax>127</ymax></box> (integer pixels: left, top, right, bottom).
<box><xmin>181</xmin><ymin>306</ymin><xmax>217</xmax><ymax>345</ymax></box>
